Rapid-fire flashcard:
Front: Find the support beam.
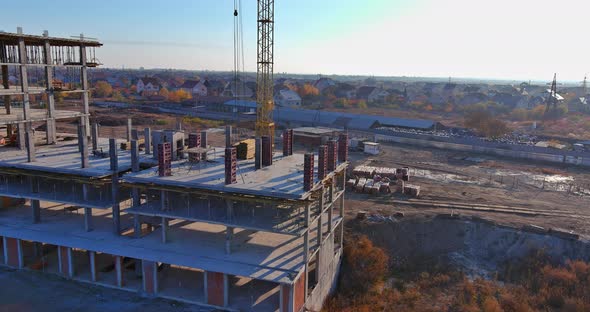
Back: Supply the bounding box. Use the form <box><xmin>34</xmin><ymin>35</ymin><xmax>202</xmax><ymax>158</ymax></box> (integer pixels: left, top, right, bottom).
<box><xmin>43</xmin><ymin>34</ymin><xmax>56</xmax><ymax>144</ymax></box>
<box><xmin>79</xmin><ymin>43</ymin><xmax>90</xmax><ymax>135</ymax></box>
<box><xmin>58</xmin><ymin>246</ymin><xmax>74</xmax><ymax>278</ymax></box>
<box><xmin>79</xmin><ymin>123</ymin><xmax>89</xmax><ymax>168</ymax></box>
<box><xmin>142</xmin><ymin>260</ymin><xmax>158</xmax><ymax>295</ymax></box>
<box><xmin>225</xmin><ymin>226</ymin><xmax>234</xmax><ymax>255</ymax></box>
<box><xmin>89</xmin><ymin>251</ymin><xmax>97</xmax><ymax>282</ymax></box>
<box><xmin>126</xmin><ymin>118</ymin><xmax>132</xmax><ymax>142</ymax></box>
<box><xmin>91</xmin><ymin>123</ymin><xmax>99</xmax><ymax>152</ymax></box>
<box><xmin>161</xmin><ymin>217</ymin><xmax>168</xmax><ymax>243</ymax></box>
<box><xmin>2</xmin><ymin>65</ymin><xmax>11</xmax><ymax>138</ymax></box>
<box><xmin>110</xmin><ymin>138</ymin><xmax>120</xmax><ymax>235</ymax></box>
<box><xmin>25</xmin><ymin>129</ymin><xmax>35</xmax><ymax>162</ymax></box>
<box><xmin>144</xmin><ymin>127</ymin><xmax>151</xmax><ymax>155</ymax></box>
<box><xmin>18</xmin><ymin>37</ymin><xmax>30</xmax><ymax>122</ymax></box>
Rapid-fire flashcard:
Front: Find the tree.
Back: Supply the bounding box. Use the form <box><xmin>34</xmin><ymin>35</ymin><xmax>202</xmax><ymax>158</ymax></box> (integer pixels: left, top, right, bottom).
<box><xmin>357</xmin><ymin>99</ymin><xmax>368</xmax><ymax>109</ymax></box>
<box><xmin>341</xmin><ymin>235</ymin><xmax>388</xmax><ymax>294</ymax></box>
<box><xmin>168</xmin><ymin>89</ymin><xmax>192</xmax><ymax>103</ymax></box>
<box><xmin>93</xmin><ymin>81</ymin><xmax>113</xmax><ymax>98</ymax></box>
<box><xmin>159</xmin><ymin>87</ymin><xmax>169</xmax><ymax>99</ymax></box>
<box><xmin>112</xmin><ymin>90</ymin><xmax>124</xmax><ymax>102</ymax></box>
<box><xmin>298</xmin><ymin>83</ymin><xmax>319</xmax><ymax>98</ymax></box>
<box><xmin>464</xmin><ymin>110</ymin><xmax>510</xmax><ymax>138</ymax></box>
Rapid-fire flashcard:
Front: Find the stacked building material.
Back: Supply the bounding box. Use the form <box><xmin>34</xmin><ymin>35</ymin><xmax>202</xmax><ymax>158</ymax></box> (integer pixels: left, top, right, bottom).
<box><xmin>403</xmin><ymin>184</ymin><xmax>420</xmax><ymax>197</ymax></box>
<box><xmin>224</xmin><ymin>147</ymin><xmax>237</xmax><ymax>185</ymax></box>
<box><xmin>236</xmin><ymin>139</ymin><xmax>255</xmax><ymax>160</ymax></box>
<box><xmin>282</xmin><ymin>129</ymin><xmax>293</xmax><ymax>156</ymax></box>
<box><xmin>188</xmin><ymin>133</ymin><xmax>202</xmax><ymax>162</ymax></box>
<box><xmin>346</xmin><ymin>178</ymin><xmax>357</xmax><ymax>189</ymax></box>
<box><xmin>353</xmin><ymin>165</ymin><xmax>376</xmax><ymax>178</ymax></box>
<box><xmin>303</xmin><ymin>153</ymin><xmax>314</xmax><ymax>191</ymax></box>
<box><xmin>327</xmin><ymin>140</ymin><xmax>337</xmax><ymax>172</ymax></box>
<box><xmin>338</xmin><ymin>133</ymin><xmax>348</xmax><ymax>162</ymax></box>
<box><xmin>355</xmin><ymin>178</ymin><xmax>367</xmax><ymax>193</ymax></box>
<box><xmin>375</xmin><ymin>167</ymin><xmax>397</xmax><ymax>180</ymax></box>
<box><xmin>157</xmin><ymin>142</ymin><xmax>172</xmax><ymax>177</ymax></box>
<box><xmin>363</xmin><ymin>179</ymin><xmax>374</xmax><ymax>193</ymax></box>
<box><xmin>318</xmin><ymin>145</ymin><xmax>328</xmax><ymax>180</ymax></box>
<box><xmin>369</xmin><ymin>182</ymin><xmax>381</xmax><ymax>194</ymax></box>
<box><xmin>379</xmin><ymin>182</ymin><xmax>391</xmax><ymax>193</ymax></box>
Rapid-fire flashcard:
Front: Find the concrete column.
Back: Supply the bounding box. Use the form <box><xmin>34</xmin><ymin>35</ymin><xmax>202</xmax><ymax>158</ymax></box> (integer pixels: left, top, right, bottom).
<box><xmin>131</xmin><ymin>129</ymin><xmax>139</xmax><ymax>140</ymax></box>
<box><xmin>226</xmin><ymin>200</ymin><xmax>233</xmax><ymax>223</ymax></box>
<box><xmin>133</xmin><ymin>214</ymin><xmax>141</xmax><ymax>238</ymax></box>
<box><xmin>225</xmin><ymin>226</ymin><xmax>234</xmax><ymax>255</ymax></box>
<box><xmin>161</xmin><ymin>217</ymin><xmax>168</xmax><ymax>243</ymax></box>
<box><xmin>82</xmin><ymin>184</ymin><xmax>92</xmax><ymax>231</ymax></box>
<box><xmin>16</xmin><ymin>123</ymin><xmax>25</xmax><ymax>150</ymax></box>
<box><xmin>79</xmin><ymin>124</ymin><xmax>89</xmax><ymax>168</ymax></box>
<box><xmin>205</xmin><ymin>271</ymin><xmax>226</xmax><ymax>307</ymax></box>
<box><xmin>43</xmin><ymin>36</ymin><xmax>56</xmax><ymax>145</ymax></box>
<box><xmin>30</xmin><ymin>176</ymin><xmax>40</xmax><ymax>223</ymax></box>
<box><xmin>225</xmin><ymin>125</ymin><xmax>232</xmax><ymax>148</ymax></box>
<box><xmin>2</xmin><ymin>65</ymin><xmax>12</xmax><ymax>138</ymax></box>
<box><xmin>126</xmin><ymin>118</ymin><xmax>132</xmax><ymax>142</ymax></box>
<box><xmin>110</xmin><ymin>138</ymin><xmax>120</xmax><ymax>235</ymax></box>
<box><xmin>79</xmin><ymin>43</ymin><xmax>90</xmax><ymax>135</ymax></box>
<box><xmin>254</xmin><ymin>137</ymin><xmax>262</xmax><ymax>170</ymax></box>
<box><xmin>89</xmin><ymin>251</ymin><xmax>97</xmax><ymax>282</ymax></box>
<box><xmin>4</xmin><ymin>237</ymin><xmax>23</xmax><ymax>268</ymax></box>
<box><xmin>142</xmin><ymin>260</ymin><xmax>158</xmax><ymax>295</ymax></box>
<box><xmin>17</xmin><ymin>37</ymin><xmax>30</xmax><ymax>122</ymax></box>
<box><xmin>144</xmin><ymin>128</ymin><xmax>151</xmax><ymax>155</ymax></box>
<box><xmin>58</xmin><ymin>246</ymin><xmax>74</xmax><ymax>278</ymax></box>
<box><xmin>115</xmin><ymin>255</ymin><xmax>125</xmax><ymax>287</ymax></box>
<box><xmin>303</xmin><ymin>230</ymin><xmax>309</xmax><ymax>299</ymax></box>
<box><xmin>131</xmin><ymin>140</ymin><xmax>139</xmax><ymax>172</ymax></box>
<box><xmin>91</xmin><ymin>123</ymin><xmax>99</xmax><ymax>152</ymax></box>
<box><xmin>160</xmin><ymin>190</ymin><xmax>168</xmax><ymax>211</ymax></box>
<box><xmin>25</xmin><ymin>129</ymin><xmax>35</xmax><ymax>162</ymax></box>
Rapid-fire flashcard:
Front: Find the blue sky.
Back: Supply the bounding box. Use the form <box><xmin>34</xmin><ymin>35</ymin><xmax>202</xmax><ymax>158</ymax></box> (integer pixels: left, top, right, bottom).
<box><xmin>2</xmin><ymin>0</ymin><xmax>589</xmax><ymax>81</ymax></box>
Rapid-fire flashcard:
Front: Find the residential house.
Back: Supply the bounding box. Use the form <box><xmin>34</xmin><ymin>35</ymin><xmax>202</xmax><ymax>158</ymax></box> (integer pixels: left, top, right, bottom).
<box><xmin>136</xmin><ymin>77</ymin><xmax>162</xmax><ymax>96</ymax></box>
<box><xmin>204</xmin><ymin>79</ymin><xmax>226</xmax><ymax>96</ymax></box>
<box><xmin>223</xmin><ymin>80</ymin><xmax>255</xmax><ymax>99</ymax></box>
<box><xmin>275</xmin><ymin>89</ymin><xmax>302</xmax><ymax>108</ymax></box>
<box><xmin>313</xmin><ymin>77</ymin><xmax>336</xmax><ymax>93</ymax></box>
<box><xmin>356</xmin><ymin>86</ymin><xmax>389</xmax><ymax>103</ymax></box>
<box><xmin>334</xmin><ymin>83</ymin><xmax>356</xmax><ymax>99</ymax></box>
<box><xmin>180</xmin><ymin>79</ymin><xmax>208</xmax><ymax>97</ymax></box>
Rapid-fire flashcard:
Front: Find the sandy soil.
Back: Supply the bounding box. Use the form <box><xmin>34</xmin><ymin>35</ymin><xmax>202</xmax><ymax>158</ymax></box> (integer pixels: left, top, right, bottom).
<box><xmin>345</xmin><ymin>143</ymin><xmax>590</xmax><ymax>237</ymax></box>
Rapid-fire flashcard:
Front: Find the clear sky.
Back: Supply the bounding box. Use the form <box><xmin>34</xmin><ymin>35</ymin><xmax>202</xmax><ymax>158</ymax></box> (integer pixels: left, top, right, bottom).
<box><xmin>3</xmin><ymin>0</ymin><xmax>589</xmax><ymax>81</ymax></box>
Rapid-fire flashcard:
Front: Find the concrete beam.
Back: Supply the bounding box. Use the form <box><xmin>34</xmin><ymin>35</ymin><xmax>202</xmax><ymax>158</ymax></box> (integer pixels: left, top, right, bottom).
<box><xmin>142</xmin><ymin>260</ymin><xmax>158</xmax><ymax>295</ymax></box>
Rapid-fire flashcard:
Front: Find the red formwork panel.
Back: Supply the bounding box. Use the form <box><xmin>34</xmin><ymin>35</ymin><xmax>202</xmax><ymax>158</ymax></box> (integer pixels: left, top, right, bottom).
<box><xmin>338</xmin><ymin>133</ymin><xmax>348</xmax><ymax>162</ymax></box>
<box><xmin>304</xmin><ymin>153</ymin><xmax>314</xmax><ymax>191</ymax></box>
<box><xmin>207</xmin><ymin>271</ymin><xmax>225</xmax><ymax>306</ymax></box>
<box><xmin>281</xmin><ymin>284</ymin><xmax>291</xmax><ymax>312</ymax></box>
<box><xmin>5</xmin><ymin>237</ymin><xmax>19</xmax><ymax>267</ymax></box>
<box><xmin>318</xmin><ymin>145</ymin><xmax>328</xmax><ymax>180</ymax></box>
<box><xmin>294</xmin><ymin>274</ymin><xmax>306</xmax><ymax>312</ymax></box>
<box><xmin>225</xmin><ymin>147</ymin><xmax>237</xmax><ymax>185</ymax></box>
<box><xmin>327</xmin><ymin>140</ymin><xmax>337</xmax><ymax>172</ymax></box>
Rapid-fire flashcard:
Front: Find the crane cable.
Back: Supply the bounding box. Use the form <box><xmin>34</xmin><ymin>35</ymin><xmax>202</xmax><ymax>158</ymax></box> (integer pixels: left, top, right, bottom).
<box><xmin>233</xmin><ymin>0</ymin><xmax>245</xmax><ymax>120</ymax></box>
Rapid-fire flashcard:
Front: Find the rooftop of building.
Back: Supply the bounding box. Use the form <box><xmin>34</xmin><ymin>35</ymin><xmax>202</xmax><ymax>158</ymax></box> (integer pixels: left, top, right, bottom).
<box><xmin>0</xmin><ymin>31</ymin><xmax>102</xmax><ymax>47</ymax></box>
<box><xmin>0</xmin><ymin>138</ymin><xmax>152</xmax><ymax>178</ymax></box>
<box><xmin>123</xmin><ymin>150</ymin><xmax>347</xmax><ymax>201</ymax></box>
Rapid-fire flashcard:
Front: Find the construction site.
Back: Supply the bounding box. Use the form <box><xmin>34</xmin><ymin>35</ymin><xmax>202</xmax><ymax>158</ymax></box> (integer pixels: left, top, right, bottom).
<box><xmin>0</xmin><ymin>24</ymin><xmax>351</xmax><ymax>312</ymax></box>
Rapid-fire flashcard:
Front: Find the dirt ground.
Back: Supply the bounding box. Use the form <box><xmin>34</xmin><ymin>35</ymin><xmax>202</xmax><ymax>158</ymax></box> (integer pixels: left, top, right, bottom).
<box><xmin>0</xmin><ymin>267</ymin><xmax>210</xmax><ymax>312</ymax></box>
<box><xmin>345</xmin><ymin>143</ymin><xmax>590</xmax><ymax>237</ymax></box>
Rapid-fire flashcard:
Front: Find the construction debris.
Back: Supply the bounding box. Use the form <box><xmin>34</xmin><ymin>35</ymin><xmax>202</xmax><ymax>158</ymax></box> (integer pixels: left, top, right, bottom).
<box><xmin>235</xmin><ymin>139</ymin><xmax>255</xmax><ymax>160</ymax></box>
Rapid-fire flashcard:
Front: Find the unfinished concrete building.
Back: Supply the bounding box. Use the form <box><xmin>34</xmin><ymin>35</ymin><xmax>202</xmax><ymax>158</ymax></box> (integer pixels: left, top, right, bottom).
<box><xmin>0</xmin><ymin>31</ymin><xmax>349</xmax><ymax>310</ymax></box>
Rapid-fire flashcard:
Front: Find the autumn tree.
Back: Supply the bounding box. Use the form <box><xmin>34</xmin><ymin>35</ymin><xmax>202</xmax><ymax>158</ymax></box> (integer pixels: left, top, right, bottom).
<box><xmin>341</xmin><ymin>235</ymin><xmax>388</xmax><ymax>294</ymax></box>
<box><xmin>168</xmin><ymin>89</ymin><xmax>192</xmax><ymax>102</ymax></box>
<box><xmin>93</xmin><ymin>81</ymin><xmax>113</xmax><ymax>98</ymax></box>
<box><xmin>298</xmin><ymin>83</ymin><xmax>319</xmax><ymax>98</ymax></box>
<box><xmin>464</xmin><ymin>110</ymin><xmax>510</xmax><ymax>138</ymax></box>
<box><xmin>159</xmin><ymin>87</ymin><xmax>169</xmax><ymax>99</ymax></box>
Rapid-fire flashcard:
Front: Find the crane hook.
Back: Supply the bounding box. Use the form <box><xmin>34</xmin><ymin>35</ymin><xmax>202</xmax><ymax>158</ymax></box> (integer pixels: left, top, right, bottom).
<box><xmin>234</xmin><ymin>9</ymin><xmax>238</xmax><ymax>17</ymax></box>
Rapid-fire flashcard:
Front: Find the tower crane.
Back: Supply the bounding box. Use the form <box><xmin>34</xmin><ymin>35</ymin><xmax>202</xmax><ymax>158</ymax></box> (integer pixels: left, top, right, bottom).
<box><xmin>255</xmin><ymin>0</ymin><xmax>275</xmax><ymax>140</ymax></box>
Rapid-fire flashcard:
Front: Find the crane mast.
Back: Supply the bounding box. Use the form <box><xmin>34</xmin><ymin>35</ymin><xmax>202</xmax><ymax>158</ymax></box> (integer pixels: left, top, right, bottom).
<box><xmin>256</xmin><ymin>0</ymin><xmax>275</xmax><ymax>140</ymax></box>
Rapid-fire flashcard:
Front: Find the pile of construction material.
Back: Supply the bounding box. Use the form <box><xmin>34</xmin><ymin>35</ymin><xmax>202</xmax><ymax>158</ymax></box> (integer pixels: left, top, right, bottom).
<box><xmin>348</xmin><ymin>165</ymin><xmax>419</xmax><ymax>197</ymax></box>
<box><xmin>234</xmin><ymin>139</ymin><xmax>255</xmax><ymax>160</ymax></box>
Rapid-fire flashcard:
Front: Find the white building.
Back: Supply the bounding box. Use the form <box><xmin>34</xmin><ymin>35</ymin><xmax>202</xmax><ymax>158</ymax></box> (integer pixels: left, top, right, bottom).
<box><xmin>136</xmin><ymin>77</ymin><xmax>161</xmax><ymax>96</ymax></box>
<box><xmin>180</xmin><ymin>79</ymin><xmax>208</xmax><ymax>97</ymax></box>
<box><xmin>275</xmin><ymin>89</ymin><xmax>302</xmax><ymax>107</ymax></box>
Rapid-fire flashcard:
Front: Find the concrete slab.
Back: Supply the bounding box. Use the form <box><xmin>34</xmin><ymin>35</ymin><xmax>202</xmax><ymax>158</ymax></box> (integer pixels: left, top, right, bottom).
<box><xmin>0</xmin><ymin>138</ymin><xmax>154</xmax><ymax>178</ymax></box>
<box><xmin>123</xmin><ymin>151</ymin><xmax>347</xmax><ymax>200</ymax></box>
<box><xmin>0</xmin><ymin>203</ymin><xmax>339</xmax><ymax>284</ymax></box>
<box><xmin>0</xmin><ymin>107</ymin><xmax>85</xmax><ymax>125</ymax></box>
